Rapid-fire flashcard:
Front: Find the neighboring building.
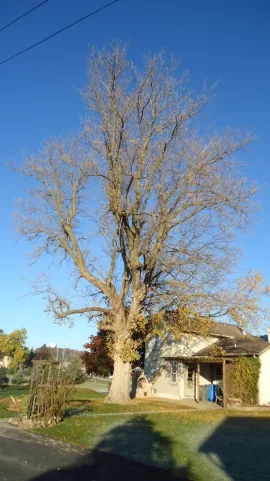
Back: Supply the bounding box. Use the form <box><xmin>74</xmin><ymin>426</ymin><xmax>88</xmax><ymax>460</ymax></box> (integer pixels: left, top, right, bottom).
<box><xmin>0</xmin><ymin>355</ymin><xmax>12</xmax><ymax>369</ymax></box>
<box><xmin>144</xmin><ymin>317</ymin><xmax>270</xmax><ymax>406</ymax></box>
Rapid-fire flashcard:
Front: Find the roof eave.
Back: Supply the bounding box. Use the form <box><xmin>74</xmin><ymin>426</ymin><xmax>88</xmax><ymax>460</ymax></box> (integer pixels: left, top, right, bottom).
<box><xmin>258</xmin><ymin>344</ymin><xmax>270</xmax><ymax>356</ymax></box>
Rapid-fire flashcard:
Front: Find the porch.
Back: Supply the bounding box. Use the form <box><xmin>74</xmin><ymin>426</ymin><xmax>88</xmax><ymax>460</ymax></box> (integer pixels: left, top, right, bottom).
<box><xmin>166</xmin><ymin>356</ymin><xmax>226</xmax><ymax>405</ymax></box>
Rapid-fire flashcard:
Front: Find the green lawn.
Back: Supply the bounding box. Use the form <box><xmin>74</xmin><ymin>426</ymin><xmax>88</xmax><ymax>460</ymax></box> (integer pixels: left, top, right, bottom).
<box><xmin>0</xmin><ymin>385</ymin><xmax>29</xmax><ymax>399</ymax></box>
<box><xmin>77</xmin><ymin>379</ymin><xmax>109</xmax><ymax>393</ymax></box>
<box><xmin>68</xmin><ymin>389</ymin><xmax>192</xmax><ymax>416</ymax></box>
<box><xmin>0</xmin><ymin>401</ymin><xmax>18</xmax><ymax>418</ymax></box>
<box><xmin>37</xmin><ymin>410</ymin><xmax>270</xmax><ymax>481</ymax></box>
<box><xmin>0</xmin><ymin>402</ymin><xmax>9</xmax><ymax>418</ymax></box>
<box><xmin>72</xmin><ymin>387</ymin><xmax>105</xmax><ymax>400</ymax></box>
<box><xmin>0</xmin><ymin>386</ymin><xmax>29</xmax><ymax>418</ymax></box>
<box><xmin>2</xmin><ymin>383</ymin><xmax>270</xmax><ymax>481</ymax></box>
<box><xmin>37</xmin><ymin>409</ymin><xmax>223</xmax><ymax>448</ymax></box>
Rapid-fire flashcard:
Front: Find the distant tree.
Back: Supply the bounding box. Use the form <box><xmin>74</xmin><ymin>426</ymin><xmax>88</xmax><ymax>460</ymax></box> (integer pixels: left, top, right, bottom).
<box><xmin>0</xmin><ymin>329</ymin><xmax>29</xmax><ymax>368</ymax></box>
<box><xmin>34</xmin><ymin>344</ymin><xmax>53</xmax><ymax>361</ymax></box>
<box><xmin>82</xmin><ymin>330</ymin><xmax>114</xmax><ymax>377</ymax></box>
<box><xmin>82</xmin><ymin>331</ymin><xmax>144</xmax><ymax>377</ymax></box>
<box><xmin>49</xmin><ymin>347</ymin><xmax>83</xmax><ymax>362</ymax></box>
<box><xmin>64</xmin><ymin>357</ymin><xmax>86</xmax><ymax>384</ymax></box>
<box><xmin>25</xmin><ymin>348</ymin><xmax>36</xmax><ymax>367</ymax></box>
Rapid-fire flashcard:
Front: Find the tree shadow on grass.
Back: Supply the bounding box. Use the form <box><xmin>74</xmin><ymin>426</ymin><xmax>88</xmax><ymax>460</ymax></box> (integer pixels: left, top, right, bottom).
<box><xmin>29</xmin><ymin>417</ymin><xmax>191</xmax><ymax>481</ymax></box>
<box><xmin>200</xmin><ymin>416</ymin><xmax>270</xmax><ymax>481</ymax></box>
<box><xmin>65</xmin><ymin>400</ymin><xmax>93</xmax><ymax>417</ymax></box>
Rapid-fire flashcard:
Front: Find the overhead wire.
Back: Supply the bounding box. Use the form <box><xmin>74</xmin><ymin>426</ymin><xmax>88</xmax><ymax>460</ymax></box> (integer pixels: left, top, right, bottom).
<box><xmin>0</xmin><ymin>0</ymin><xmax>50</xmax><ymax>34</ymax></box>
<box><xmin>0</xmin><ymin>0</ymin><xmax>120</xmax><ymax>66</ymax></box>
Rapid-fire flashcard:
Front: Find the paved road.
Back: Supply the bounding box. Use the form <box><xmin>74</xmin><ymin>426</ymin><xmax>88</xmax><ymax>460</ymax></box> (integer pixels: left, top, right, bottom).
<box><xmin>0</xmin><ymin>420</ymin><xmax>85</xmax><ymax>481</ymax></box>
<box><xmin>0</xmin><ymin>420</ymin><xmax>182</xmax><ymax>481</ymax></box>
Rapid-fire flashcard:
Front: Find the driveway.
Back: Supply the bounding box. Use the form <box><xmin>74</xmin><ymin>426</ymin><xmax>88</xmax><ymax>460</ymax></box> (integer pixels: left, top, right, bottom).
<box><xmin>0</xmin><ymin>420</ymin><xmax>182</xmax><ymax>481</ymax></box>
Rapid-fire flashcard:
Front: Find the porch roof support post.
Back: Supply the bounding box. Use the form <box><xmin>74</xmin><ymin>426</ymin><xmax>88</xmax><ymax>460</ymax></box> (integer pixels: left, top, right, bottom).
<box><xmin>196</xmin><ymin>362</ymin><xmax>200</xmax><ymax>403</ymax></box>
<box><xmin>223</xmin><ymin>359</ymin><xmax>227</xmax><ymax>409</ymax></box>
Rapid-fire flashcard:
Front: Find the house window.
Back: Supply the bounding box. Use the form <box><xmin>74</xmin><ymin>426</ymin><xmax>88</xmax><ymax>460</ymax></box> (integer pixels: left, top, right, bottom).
<box><xmin>171</xmin><ymin>362</ymin><xmax>177</xmax><ymax>383</ymax></box>
<box><xmin>187</xmin><ymin>366</ymin><xmax>194</xmax><ymax>382</ymax></box>
<box><xmin>152</xmin><ymin>355</ymin><xmax>159</xmax><ymax>372</ymax></box>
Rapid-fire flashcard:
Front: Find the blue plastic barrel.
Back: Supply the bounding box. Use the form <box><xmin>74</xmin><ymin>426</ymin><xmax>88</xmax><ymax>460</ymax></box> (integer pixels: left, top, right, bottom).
<box><xmin>208</xmin><ymin>384</ymin><xmax>215</xmax><ymax>402</ymax></box>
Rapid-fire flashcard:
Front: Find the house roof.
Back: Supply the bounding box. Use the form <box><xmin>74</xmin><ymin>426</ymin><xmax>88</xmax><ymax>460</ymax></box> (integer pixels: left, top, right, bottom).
<box><xmin>162</xmin><ymin>313</ymin><xmax>270</xmax><ymax>358</ymax></box>
<box><xmin>207</xmin><ymin>323</ymin><xmax>244</xmax><ymax>338</ymax></box>
<box><xmin>164</xmin><ymin>312</ymin><xmax>245</xmax><ymax>338</ymax></box>
<box><xmin>195</xmin><ymin>335</ymin><xmax>269</xmax><ymax>357</ymax></box>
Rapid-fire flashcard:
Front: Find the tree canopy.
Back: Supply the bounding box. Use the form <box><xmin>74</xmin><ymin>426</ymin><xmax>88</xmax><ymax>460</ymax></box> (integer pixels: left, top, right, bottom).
<box><xmin>0</xmin><ymin>328</ymin><xmax>29</xmax><ymax>368</ymax></box>
<box><xmin>82</xmin><ymin>330</ymin><xmax>114</xmax><ymax>377</ymax></box>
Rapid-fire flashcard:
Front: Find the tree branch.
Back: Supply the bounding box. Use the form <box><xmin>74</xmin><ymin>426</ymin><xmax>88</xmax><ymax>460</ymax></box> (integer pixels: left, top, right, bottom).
<box><xmin>54</xmin><ymin>306</ymin><xmax>111</xmax><ymax>320</ymax></box>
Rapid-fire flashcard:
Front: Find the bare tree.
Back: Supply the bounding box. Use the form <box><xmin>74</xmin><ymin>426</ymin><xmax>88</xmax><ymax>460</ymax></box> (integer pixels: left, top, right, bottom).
<box><xmin>14</xmin><ymin>44</ymin><xmax>269</xmax><ymax>403</ymax></box>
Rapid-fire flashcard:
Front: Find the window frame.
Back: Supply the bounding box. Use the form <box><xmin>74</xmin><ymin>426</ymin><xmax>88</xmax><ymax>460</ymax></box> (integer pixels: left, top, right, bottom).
<box><xmin>187</xmin><ymin>366</ymin><xmax>194</xmax><ymax>382</ymax></box>
<box><xmin>171</xmin><ymin>361</ymin><xmax>177</xmax><ymax>384</ymax></box>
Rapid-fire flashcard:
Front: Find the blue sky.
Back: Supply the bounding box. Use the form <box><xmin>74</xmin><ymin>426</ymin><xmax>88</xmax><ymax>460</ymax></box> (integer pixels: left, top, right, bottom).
<box><xmin>0</xmin><ymin>0</ymin><xmax>270</xmax><ymax>350</ymax></box>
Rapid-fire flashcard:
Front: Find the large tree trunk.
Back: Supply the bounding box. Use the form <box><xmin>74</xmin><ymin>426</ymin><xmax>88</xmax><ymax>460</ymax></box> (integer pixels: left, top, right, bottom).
<box><xmin>106</xmin><ymin>353</ymin><xmax>132</xmax><ymax>404</ymax></box>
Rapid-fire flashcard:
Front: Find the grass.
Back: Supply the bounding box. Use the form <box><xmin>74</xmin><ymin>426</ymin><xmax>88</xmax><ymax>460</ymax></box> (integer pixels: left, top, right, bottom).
<box><xmin>37</xmin><ymin>409</ymin><xmax>270</xmax><ymax>481</ymax></box>
<box><xmin>2</xmin><ymin>383</ymin><xmax>270</xmax><ymax>481</ymax></box>
<box><xmin>0</xmin><ymin>385</ymin><xmax>29</xmax><ymax>418</ymax></box>
<box><xmin>38</xmin><ymin>409</ymin><xmax>225</xmax><ymax>447</ymax></box>
<box><xmin>0</xmin><ymin>385</ymin><xmax>29</xmax><ymax>399</ymax></box>
<box><xmin>77</xmin><ymin>379</ymin><xmax>109</xmax><ymax>393</ymax></box>
<box><xmin>0</xmin><ymin>385</ymin><xmax>191</xmax><ymax>418</ymax></box>
<box><xmin>36</xmin><ymin>411</ymin><xmax>227</xmax><ymax>481</ymax></box>
<box><xmin>0</xmin><ymin>386</ymin><xmax>29</xmax><ymax>418</ymax></box>
<box><xmin>68</xmin><ymin>389</ymin><xmax>192</xmax><ymax>416</ymax></box>
<box><xmin>71</xmin><ymin>387</ymin><xmax>105</xmax><ymax>400</ymax></box>
<box><xmin>0</xmin><ymin>401</ymin><xmax>18</xmax><ymax>418</ymax></box>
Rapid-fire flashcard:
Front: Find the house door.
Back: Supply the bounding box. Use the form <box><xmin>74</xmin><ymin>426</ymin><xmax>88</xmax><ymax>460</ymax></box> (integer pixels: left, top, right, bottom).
<box><xmin>184</xmin><ymin>364</ymin><xmax>195</xmax><ymax>398</ymax></box>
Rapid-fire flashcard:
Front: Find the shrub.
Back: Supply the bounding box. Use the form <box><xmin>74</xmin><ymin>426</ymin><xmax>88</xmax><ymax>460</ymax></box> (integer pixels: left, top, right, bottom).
<box><xmin>232</xmin><ymin>357</ymin><xmax>261</xmax><ymax>405</ymax></box>
<box><xmin>21</xmin><ymin>394</ymin><xmax>31</xmax><ymax>416</ymax></box>
<box><xmin>27</xmin><ymin>364</ymin><xmax>74</xmax><ymax>421</ymax></box>
<box><xmin>23</xmin><ymin>367</ymin><xmax>32</xmax><ymax>377</ymax></box>
<box><xmin>7</xmin><ymin>367</ymin><xmax>16</xmax><ymax>375</ymax></box>
<box><xmin>64</xmin><ymin>358</ymin><xmax>87</xmax><ymax>384</ymax></box>
<box><xmin>0</xmin><ymin>367</ymin><xmax>7</xmax><ymax>377</ymax></box>
<box><xmin>12</xmin><ymin>370</ymin><xmax>26</xmax><ymax>385</ymax></box>
<box><xmin>0</xmin><ymin>376</ymin><xmax>9</xmax><ymax>389</ymax></box>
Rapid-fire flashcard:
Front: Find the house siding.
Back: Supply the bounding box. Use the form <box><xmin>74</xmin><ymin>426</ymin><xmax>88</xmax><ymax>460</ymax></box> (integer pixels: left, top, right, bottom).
<box><xmin>144</xmin><ymin>334</ymin><xmax>218</xmax><ymax>399</ymax></box>
<box><xmin>153</xmin><ymin>366</ymin><xmax>182</xmax><ymax>400</ymax></box>
<box><xmin>259</xmin><ymin>349</ymin><xmax>270</xmax><ymax>405</ymax></box>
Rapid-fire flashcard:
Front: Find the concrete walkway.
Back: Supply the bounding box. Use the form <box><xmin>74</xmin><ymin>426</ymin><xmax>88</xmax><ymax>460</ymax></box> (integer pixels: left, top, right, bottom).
<box><xmin>172</xmin><ymin>399</ymin><xmax>222</xmax><ymax>410</ymax></box>
<box><xmin>136</xmin><ymin>397</ymin><xmax>222</xmax><ymax>410</ymax></box>
<box><xmin>75</xmin><ymin>409</ymin><xmax>195</xmax><ymax>417</ymax></box>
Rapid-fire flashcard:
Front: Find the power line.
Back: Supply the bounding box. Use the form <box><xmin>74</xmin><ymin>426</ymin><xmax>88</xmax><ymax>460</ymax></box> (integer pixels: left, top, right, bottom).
<box><xmin>0</xmin><ymin>0</ymin><xmax>120</xmax><ymax>66</ymax></box>
<box><xmin>0</xmin><ymin>0</ymin><xmax>49</xmax><ymax>34</ymax></box>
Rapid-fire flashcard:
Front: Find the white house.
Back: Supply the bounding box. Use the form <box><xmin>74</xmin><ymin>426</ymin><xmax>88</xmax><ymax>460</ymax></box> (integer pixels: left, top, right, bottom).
<box><xmin>0</xmin><ymin>355</ymin><xmax>12</xmax><ymax>369</ymax></box>
<box><xmin>144</xmin><ymin>318</ymin><xmax>270</xmax><ymax>406</ymax></box>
